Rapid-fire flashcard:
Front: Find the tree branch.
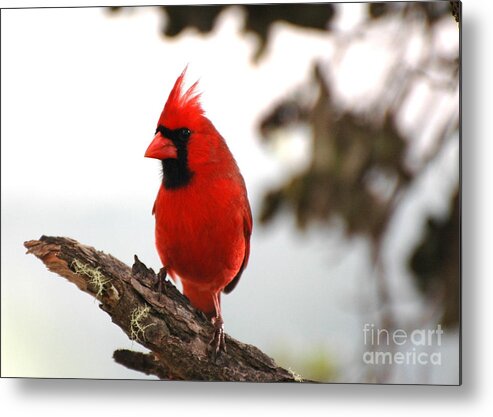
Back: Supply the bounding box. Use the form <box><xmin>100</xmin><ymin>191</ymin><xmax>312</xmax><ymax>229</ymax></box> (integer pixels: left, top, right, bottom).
<box><xmin>24</xmin><ymin>235</ymin><xmax>300</xmax><ymax>382</ymax></box>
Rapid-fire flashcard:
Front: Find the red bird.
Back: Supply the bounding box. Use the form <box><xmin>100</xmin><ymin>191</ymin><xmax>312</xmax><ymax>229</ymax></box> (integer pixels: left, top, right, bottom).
<box><xmin>145</xmin><ymin>68</ymin><xmax>252</xmax><ymax>356</ymax></box>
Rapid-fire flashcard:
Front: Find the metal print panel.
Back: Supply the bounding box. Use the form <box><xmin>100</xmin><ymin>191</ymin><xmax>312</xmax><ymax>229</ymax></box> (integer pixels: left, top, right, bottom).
<box><xmin>1</xmin><ymin>2</ymin><xmax>461</xmax><ymax>384</ymax></box>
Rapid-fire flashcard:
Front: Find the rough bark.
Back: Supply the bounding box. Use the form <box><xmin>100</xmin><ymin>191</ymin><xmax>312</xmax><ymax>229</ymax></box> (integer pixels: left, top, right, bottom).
<box><xmin>24</xmin><ymin>235</ymin><xmax>300</xmax><ymax>382</ymax></box>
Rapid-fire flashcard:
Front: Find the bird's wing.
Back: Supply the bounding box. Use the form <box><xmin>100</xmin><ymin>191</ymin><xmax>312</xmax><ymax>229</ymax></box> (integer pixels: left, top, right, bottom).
<box><xmin>223</xmin><ymin>205</ymin><xmax>252</xmax><ymax>294</ymax></box>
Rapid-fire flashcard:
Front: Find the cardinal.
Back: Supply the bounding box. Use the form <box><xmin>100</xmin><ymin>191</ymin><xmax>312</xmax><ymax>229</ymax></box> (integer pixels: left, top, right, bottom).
<box><xmin>145</xmin><ymin>68</ymin><xmax>252</xmax><ymax>357</ymax></box>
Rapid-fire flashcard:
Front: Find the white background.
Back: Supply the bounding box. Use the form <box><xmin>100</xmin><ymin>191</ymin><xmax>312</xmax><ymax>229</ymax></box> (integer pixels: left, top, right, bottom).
<box><xmin>1</xmin><ymin>0</ymin><xmax>490</xmax><ymax>415</ymax></box>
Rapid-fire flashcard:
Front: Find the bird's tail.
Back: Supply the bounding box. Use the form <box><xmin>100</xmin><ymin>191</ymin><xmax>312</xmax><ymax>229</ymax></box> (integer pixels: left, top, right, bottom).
<box><xmin>182</xmin><ymin>281</ymin><xmax>218</xmax><ymax>316</ymax></box>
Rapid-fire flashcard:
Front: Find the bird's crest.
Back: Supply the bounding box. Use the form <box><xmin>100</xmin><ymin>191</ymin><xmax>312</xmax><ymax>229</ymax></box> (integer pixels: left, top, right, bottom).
<box><xmin>158</xmin><ymin>67</ymin><xmax>204</xmax><ymax>128</ymax></box>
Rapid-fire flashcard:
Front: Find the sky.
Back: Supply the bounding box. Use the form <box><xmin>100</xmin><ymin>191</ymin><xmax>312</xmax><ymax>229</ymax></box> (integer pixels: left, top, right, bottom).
<box><xmin>1</xmin><ymin>4</ymin><xmax>459</xmax><ymax>384</ymax></box>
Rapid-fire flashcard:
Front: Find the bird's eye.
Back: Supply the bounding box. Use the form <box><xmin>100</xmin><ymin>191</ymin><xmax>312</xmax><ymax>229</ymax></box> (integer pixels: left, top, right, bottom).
<box><xmin>178</xmin><ymin>128</ymin><xmax>191</xmax><ymax>141</ymax></box>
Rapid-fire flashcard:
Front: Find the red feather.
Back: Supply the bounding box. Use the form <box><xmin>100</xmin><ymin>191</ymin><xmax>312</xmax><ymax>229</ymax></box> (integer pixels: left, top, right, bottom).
<box><xmin>158</xmin><ymin>67</ymin><xmax>204</xmax><ymax>129</ymax></box>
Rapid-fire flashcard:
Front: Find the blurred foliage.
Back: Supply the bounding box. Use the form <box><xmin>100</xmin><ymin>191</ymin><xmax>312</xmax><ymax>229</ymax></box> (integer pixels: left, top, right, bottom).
<box><xmin>255</xmin><ymin>2</ymin><xmax>459</xmax><ymax>333</ymax></box>
<box><xmin>110</xmin><ymin>4</ymin><xmax>336</xmax><ymax>60</ymax></box>
<box><xmin>368</xmin><ymin>1</ymin><xmax>458</xmax><ymax>25</ymax></box>
<box><xmin>410</xmin><ymin>188</ymin><xmax>460</xmax><ymax>327</ymax></box>
<box><xmin>260</xmin><ymin>65</ymin><xmax>412</xmax><ymax>239</ymax></box>
<box><xmin>272</xmin><ymin>343</ymin><xmax>338</xmax><ymax>382</ymax></box>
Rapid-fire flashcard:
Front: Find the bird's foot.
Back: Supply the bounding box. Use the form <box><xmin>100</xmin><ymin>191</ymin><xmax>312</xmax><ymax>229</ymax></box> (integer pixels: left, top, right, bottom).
<box><xmin>208</xmin><ymin>315</ymin><xmax>226</xmax><ymax>361</ymax></box>
<box><xmin>155</xmin><ymin>267</ymin><xmax>167</xmax><ymax>293</ymax></box>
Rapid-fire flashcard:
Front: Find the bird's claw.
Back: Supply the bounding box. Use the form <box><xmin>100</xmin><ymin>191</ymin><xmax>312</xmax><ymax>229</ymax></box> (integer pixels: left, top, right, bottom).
<box><xmin>208</xmin><ymin>316</ymin><xmax>226</xmax><ymax>361</ymax></box>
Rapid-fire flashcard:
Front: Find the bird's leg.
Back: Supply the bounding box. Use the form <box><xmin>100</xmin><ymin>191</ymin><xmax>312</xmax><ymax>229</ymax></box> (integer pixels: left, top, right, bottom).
<box><xmin>208</xmin><ymin>292</ymin><xmax>226</xmax><ymax>360</ymax></box>
<box><xmin>209</xmin><ymin>315</ymin><xmax>226</xmax><ymax>360</ymax></box>
<box><xmin>156</xmin><ymin>266</ymin><xmax>167</xmax><ymax>293</ymax></box>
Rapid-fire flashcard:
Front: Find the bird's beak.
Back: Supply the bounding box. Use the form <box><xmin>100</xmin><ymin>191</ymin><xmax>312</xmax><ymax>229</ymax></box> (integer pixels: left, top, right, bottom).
<box><xmin>145</xmin><ymin>132</ymin><xmax>177</xmax><ymax>160</ymax></box>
